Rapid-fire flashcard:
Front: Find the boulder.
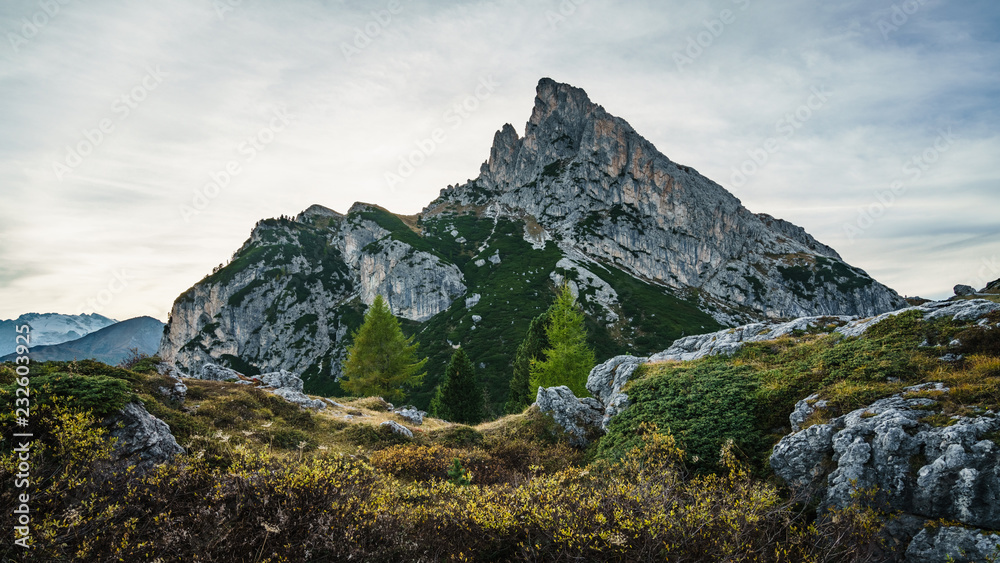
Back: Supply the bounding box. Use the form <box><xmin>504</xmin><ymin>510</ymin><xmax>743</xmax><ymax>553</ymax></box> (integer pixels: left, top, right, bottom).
<box><xmin>394</xmin><ymin>406</ymin><xmax>425</xmax><ymax>425</ymax></box>
<box><xmin>271</xmin><ymin>388</ymin><xmax>327</xmax><ymax>410</ymax></box>
<box><xmin>586</xmin><ymin>355</ymin><xmax>646</xmax><ymax>429</ymax></box>
<box><xmin>103</xmin><ymin>402</ymin><xmax>184</xmax><ymax>469</ymax></box>
<box><xmin>158</xmin><ymin>380</ymin><xmax>187</xmax><ymax>403</ymax></box>
<box><xmin>954</xmin><ymin>284</ymin><xmax>977</xmax><ymax>297</ymax></box>
<box><xmin>905</xmin><ymin>525</ymin><xmax>1000</xmax><ymax>563</ymax></box>
<box><xmin>199</xmin><ymin>363</ymin><xmax>243</xmax><ymax>381</ymax></box>
<box><xmin>380</xmin><ymin>420</ymin><xmax>413</xmax><ymax>439</ymax></box>
<box><xmin>257</xmin><ymin>369</ymin><xmax>304</xmax><ymax>392</ymax></box>
<box><xmin>535</xmin><ymin>386</ymin><xmax>603</xmax><ymax>446</ymax></box>
<box><xmin>771</xmin><ymin>384</ymin><xmax>1000</xmax><ymax>535</ymax></box>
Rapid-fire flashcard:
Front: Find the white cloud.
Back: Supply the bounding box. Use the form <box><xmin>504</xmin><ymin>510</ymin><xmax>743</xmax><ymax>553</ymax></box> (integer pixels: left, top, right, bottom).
<box><xmin>0</xmin><ymin>0</ymin><xmax>997</xmax><ymax>320</ymax></box>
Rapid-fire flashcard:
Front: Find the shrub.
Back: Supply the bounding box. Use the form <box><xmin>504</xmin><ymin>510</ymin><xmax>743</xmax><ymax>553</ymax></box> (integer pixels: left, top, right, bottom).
<box><xmin>597</xmin><ymin>360</ymin><xmax>766</xmax><ymax>472</ymax></box>
<box><xmin>2</xmin><ymin>373</ymin><xmax>135</xmax><ymax>417</ymax></box>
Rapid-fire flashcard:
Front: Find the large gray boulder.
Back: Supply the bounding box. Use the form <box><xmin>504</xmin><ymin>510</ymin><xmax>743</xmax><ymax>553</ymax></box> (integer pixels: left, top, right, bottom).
<box><xmin>535</xmin><ymin>386</ymin><xmax>603</xmax><ymax>446</ymax></box>
<box><xmin>255</xmin><ymin>369</ymin><xmax>326</xmax><ymax>410</ymax></box>
<box><xmin>380</xmin><ymin>420</ymin><xmax>413</xmax><ymax>439</ymax></box>
<box><xmin>771</xmin><ymin>384</ymin><xmax>1000</xmax><ymax>559</ymax></box>
<box><xmin>103</xmin><ymin>402</ymin><xmax>184</xmax><ymax>469</ymax></box>
<box><xmin>198</xmin><ymin>363</ymin><xmax>243</xmax><ymax>381</ymax></box>
<box><xmin>393</xmin><ymin>406</ymin><xmax>425</xmax><ymax>425</ymax></box>
<box><xmin>954</xmin><ymin>284</ymin><xmax>977</xmax><ymax>297</ymax></box>
<box><xmin>257</xmin><ymin>369</ymin><xmax>303</xmax><ymax>391</ymax></box>
<box><xmin>585</xmin><ymin>355</ymin><xmax>646</xmax><ymax>430</ymax></box>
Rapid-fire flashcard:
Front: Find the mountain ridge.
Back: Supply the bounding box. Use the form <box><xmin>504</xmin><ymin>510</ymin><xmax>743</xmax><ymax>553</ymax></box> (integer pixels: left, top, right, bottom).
<box><xmin>4</xmin><ymin>316</ymin><xmax>164</xmax><ymax>365</ymax></box>
<box><xmin>0</xmin><ymin>312</ymin><xmax>118</xmax><ymax>356</ymax></box>
<box><xmin>159</xmin><ymin>78</ymin><xmax>905</xmax><ymax>409</ymax></box>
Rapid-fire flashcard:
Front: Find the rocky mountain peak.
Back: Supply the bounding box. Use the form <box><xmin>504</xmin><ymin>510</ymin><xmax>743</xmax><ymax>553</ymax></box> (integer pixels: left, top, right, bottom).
<box><xmin>437</xmin><ymin>77</ymin><xmax>905</xmax><ymax>323</ymax></box>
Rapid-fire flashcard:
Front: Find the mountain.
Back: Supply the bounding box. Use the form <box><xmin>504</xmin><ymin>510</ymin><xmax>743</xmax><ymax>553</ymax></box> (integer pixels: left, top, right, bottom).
<box><xmin>3</xmin><ymin>316</ymin><xmax>164</xmax><ymax>365</ymax></box>
<box><xmin>0</xmin><ymin>313</ymin><xmax>117</xmax><ymax>356</ymax></box>
<box><xmin>159</xmin><ymin>78</ymin><xmax>905</xmax><ymax>410</ymax></box>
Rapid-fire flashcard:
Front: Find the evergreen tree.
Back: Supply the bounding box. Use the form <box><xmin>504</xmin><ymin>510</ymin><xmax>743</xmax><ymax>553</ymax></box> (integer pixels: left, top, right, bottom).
<box><xmin>529</xmin><ymin>283</ymin><xmax>595</xmax><ymax>397</ymax></box>
<box><xmin>341</xmin><ymin>295</ymin><xmax>426</xmax><ymax>403</ymax></box>
<box><xmin>439</xmin><ymin>348</ymin><xmax>484</xmax><ymax>424</ymax></box>
<box><xmin>428</xmin><ymin>384</ymin><xmax>447</xmax><ymax>420</ymax></box>
<box><xmin>505</xmin><ymin>310</ymin><xmax>550</xmax><ymax>413</ymax></box>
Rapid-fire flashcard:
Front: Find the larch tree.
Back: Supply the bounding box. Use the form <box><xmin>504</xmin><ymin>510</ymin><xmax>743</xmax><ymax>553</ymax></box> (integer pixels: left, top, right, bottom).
<box><xmin>529</xmin><ymin>283</ymin><xmax>595</xmax><ymax>397</ymax></box>
<box><xmin>340</xmin><ymin>295</ymin><xmax>426</xmax><ymax>403</ymax></box>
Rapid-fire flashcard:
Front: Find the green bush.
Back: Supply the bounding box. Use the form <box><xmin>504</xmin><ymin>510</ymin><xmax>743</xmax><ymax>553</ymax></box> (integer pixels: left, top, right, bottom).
<box><xmin>596</xmin><ymin>360</ymin><xmax>766</xmax><ymax>472</ymax></box>
<box><xmin>3</xmin><ymin>373</ymin><xmax>136</xmax><ymax>417</ymax></box>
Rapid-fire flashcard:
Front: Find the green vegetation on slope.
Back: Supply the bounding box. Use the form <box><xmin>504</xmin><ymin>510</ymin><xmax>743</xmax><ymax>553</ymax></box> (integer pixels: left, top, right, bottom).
<box><xmin>597</xmin><ymin>309</ymin><xmax>1000</xmax><ymax>473</ymax></box>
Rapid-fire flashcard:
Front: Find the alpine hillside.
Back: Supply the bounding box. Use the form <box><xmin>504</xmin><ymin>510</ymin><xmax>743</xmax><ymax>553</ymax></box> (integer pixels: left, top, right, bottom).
<box><xmin>159</xmin><ymin>78</ymin><xmax>905</xmax><ymax>411</ymax></box>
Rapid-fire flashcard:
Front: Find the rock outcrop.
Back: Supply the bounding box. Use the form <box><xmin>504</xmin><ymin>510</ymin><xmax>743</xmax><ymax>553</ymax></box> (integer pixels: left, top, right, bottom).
<box><xmin>905</xmin><ymin>525</ymin><xmax>1000</xmax><ymax>563</ymax></box>
<box><xmin>380</xmin><ymin>420</ymin><xmax>413</xmax><ymax>439</ymax></box>
<box><xmin>103</xmin><ymin>402</ymin><xmax>184</xmax><ymax>469</ymax></box>
<box><xmin>770</xmin><ymin>384</ymin><xmax>1000</xmax><ymax>561</ymax></box>
<box><xmin>535</xmin><ymin>386</ymin><xmax>603</xmax><ymax>446</ymax></box>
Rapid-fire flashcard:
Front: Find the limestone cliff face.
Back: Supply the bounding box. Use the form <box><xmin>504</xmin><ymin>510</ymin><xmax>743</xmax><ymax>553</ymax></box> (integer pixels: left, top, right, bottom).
<box><xmin>426</xmin><ymin>78</ymin><xmax>905</xmax><ymax>322</ymax></box>
<box><xmin>159</xmin><ymin>206</ymin><xmax>466</xmax><ymax>382</ymax></box>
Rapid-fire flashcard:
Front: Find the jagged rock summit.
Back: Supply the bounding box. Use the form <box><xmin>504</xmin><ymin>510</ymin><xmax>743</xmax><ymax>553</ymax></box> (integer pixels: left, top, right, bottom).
<box><xmin>428</xmin><ymin>78</ymin><xmax>905</xmax><ymax>322</ymax></box>
<box><xmin>159</xmin><ymin>78</ymin><xmax>905</xmax><ymax>405</ymax></box>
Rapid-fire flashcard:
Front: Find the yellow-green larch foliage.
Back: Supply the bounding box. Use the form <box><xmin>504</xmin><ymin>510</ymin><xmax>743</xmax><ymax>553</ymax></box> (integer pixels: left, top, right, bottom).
<box><xmin>529</xmin><ymin>283</ymin><xmax>595</xmax><ymax>397</ymax></box>
<box><xmin>341</xmin><ymin>295</ymin><xmax>426</xmax><ymax>402</ymax></box>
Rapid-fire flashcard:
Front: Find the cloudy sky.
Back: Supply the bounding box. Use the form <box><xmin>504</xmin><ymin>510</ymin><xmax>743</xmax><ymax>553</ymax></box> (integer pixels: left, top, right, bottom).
<box><xmin>1</xmin><ymin>0</ymin><xmax>998</xmax><ymax>322</ymax></box>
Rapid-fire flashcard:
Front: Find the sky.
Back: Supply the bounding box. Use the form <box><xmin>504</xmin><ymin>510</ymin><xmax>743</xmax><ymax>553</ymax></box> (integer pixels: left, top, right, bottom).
<box><xmin>1</xmin><ymin>0</ymin><xmax>998</xmax><ymax>322</ymax></box>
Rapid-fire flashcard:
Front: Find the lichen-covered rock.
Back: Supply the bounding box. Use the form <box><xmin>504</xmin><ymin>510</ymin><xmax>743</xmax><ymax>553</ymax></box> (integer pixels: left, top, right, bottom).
<box><xmin>586</xmin><ymin>355</ymin><xmax>646</xmax><ymax>429</ymax></box>
<box><xmin>270</xmin><ymin>388</ymin><xmax>326</xmax><ymax>410</ymax></box>
<box><xmin>905</xmin><ymin>525</ymin><xmax>1000</xmax><ymax>563</ymax></box>
<box><xmin>257</xmin><ymin>369</ymin><xmax>303</xmax><ymax>392</ymax></box>
<box><xmin>103</xmin><ymin>402</ymin><xmax>184</xmax><ymax>469</ymax></box>
<box><xmin>380</xmin><ymin>420</ymin><xmax>413</xmax><ymax>439</ymax></box>
<box><xmin>198</xmin><ymin>363</ymin><xmax>243</xmax><ymax>381</ymax></box>
<box><xmin>954</xmin><ymin>284</ymin><xmax>977</xmax><ymax>297</ymax></box>
<box><xmin>394</xmin><ymin>406</ymin><xmax>425</xmax><ymax>425</ymax></box>
<box><xmin>788</xmin><ymin>393</ymin><xmax>827</xmax><ymax>432</ymax></box>
<box><xmin>650</xmin><ymin>316</ymin><xmax>852</xmax><ymax>362</ymax></box>
<box><xmin>535</xmin><ymin>386</ymin><xmax>603</xmax><ymax>446</ymax></box>
<box><xmin>158</xmin><ymin>381</ymin><xmax>187</xmax><ymax>402</ymax></box>
<box><xmin>770</xmin><ymin>384</ymin><xmax>1000</xmax><ymax>531</ymax></box>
